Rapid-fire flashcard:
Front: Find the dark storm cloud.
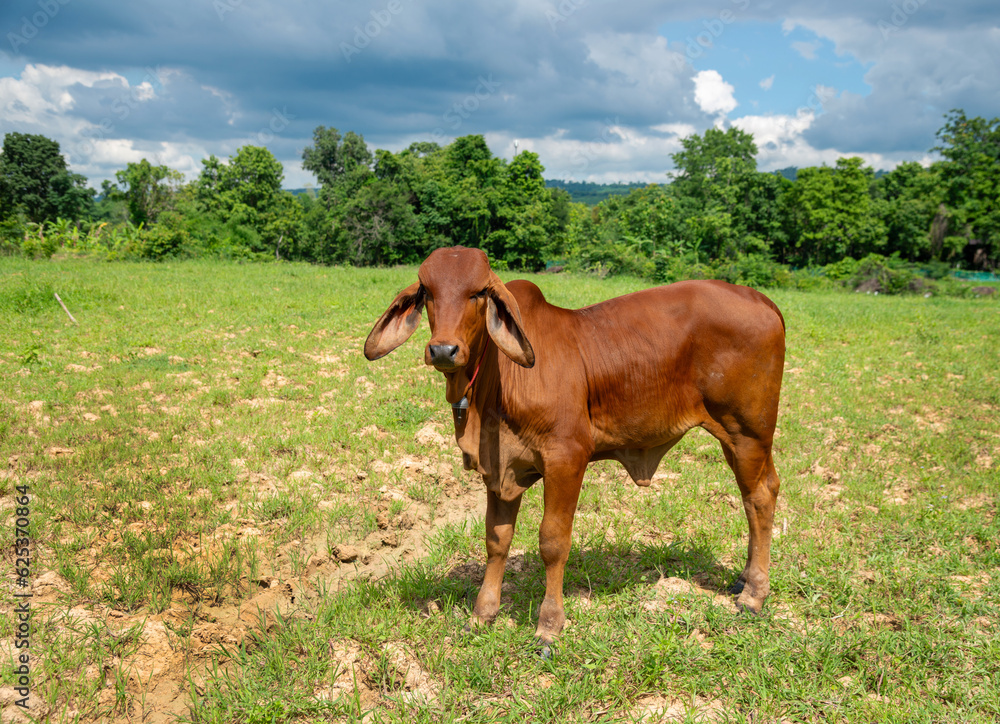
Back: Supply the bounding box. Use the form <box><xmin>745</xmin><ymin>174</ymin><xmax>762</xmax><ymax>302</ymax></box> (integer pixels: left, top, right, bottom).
<box><xmin>1</xmin><ymin>0</ymin><xmax>997</xmax><ymax>183</ymax></box>
<box><xmin>2</xmin><ymin>0</ymin><xmax>708</xmax><ymax>142</ymax></box>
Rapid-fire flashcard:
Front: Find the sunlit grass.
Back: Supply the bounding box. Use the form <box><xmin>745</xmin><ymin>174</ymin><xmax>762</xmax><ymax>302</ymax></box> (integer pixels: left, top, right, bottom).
<box><xmin>0</xmin><ymin>256</ymin><xmax>997</xmax><ymax>722</ymax></box>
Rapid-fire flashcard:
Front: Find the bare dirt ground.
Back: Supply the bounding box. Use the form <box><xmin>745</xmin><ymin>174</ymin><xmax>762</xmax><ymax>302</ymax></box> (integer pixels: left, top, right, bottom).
<box><xmin>5</xmin><ymin>429</ymin><xmax>487</xmax><ymax>724</ymax></box>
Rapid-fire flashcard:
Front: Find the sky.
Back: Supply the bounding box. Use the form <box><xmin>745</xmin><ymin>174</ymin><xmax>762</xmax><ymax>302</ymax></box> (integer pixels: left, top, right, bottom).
<box><xmin>0</xmin><ymin>0</ymin><xmax>997</xmax><ymax>188</ymax></box>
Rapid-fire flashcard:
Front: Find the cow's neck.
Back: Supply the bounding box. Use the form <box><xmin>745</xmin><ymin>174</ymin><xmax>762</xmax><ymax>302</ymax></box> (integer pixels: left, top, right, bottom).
<box><xmin>449</xmin><ymin>347</ymin><xmax>500</xmax><ymax>476</ymax></box>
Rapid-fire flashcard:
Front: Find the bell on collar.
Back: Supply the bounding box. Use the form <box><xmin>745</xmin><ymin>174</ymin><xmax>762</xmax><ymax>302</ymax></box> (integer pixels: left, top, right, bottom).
<box><xmin>452</xmin><ymin>395</ymin><xmax>469</xmax><ymax>423</ymax></box>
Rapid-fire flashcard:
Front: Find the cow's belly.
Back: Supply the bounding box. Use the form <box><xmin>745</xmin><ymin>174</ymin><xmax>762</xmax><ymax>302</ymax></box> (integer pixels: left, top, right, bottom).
<box><xmin>589</xmin><ymin>403</ymin><xmax>701</xmax><ymax>453</ymax></box>
<box><xmin>588</xmin><ymin>395</ymin><xmax>704</xmax><ymax>486</ymax></box>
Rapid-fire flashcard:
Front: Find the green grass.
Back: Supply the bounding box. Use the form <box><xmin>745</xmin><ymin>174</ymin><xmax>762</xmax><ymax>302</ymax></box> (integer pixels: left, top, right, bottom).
<box><xmin>0</xmin><ymin>256</ymin><xmax>997</xmax><ymax>723</ymax></box>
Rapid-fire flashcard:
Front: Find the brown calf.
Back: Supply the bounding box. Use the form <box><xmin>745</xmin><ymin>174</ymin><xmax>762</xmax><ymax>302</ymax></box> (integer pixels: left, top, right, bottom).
<box><xmin>365</xmin><ymin>247</ymin><xmax>785</xmax><ymax>648</ymax></box>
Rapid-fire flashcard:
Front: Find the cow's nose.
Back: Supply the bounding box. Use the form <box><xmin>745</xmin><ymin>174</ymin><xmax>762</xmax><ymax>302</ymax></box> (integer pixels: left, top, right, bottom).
<box><xmin>428</xmin><ymin>344</ymin><xmax>459</xmax><ymax>365</ymax></box>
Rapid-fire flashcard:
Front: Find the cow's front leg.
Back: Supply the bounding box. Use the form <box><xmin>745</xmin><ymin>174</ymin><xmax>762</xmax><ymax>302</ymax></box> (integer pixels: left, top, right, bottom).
<box><xmin>536</xmin><ymin>459</ymin><xmax>586</xmax><ymax>651</ymax></box>
<box><xmin>470</xmin><ymin>489</ymin><xmax>522</xmax><ymax>628</ymax></box>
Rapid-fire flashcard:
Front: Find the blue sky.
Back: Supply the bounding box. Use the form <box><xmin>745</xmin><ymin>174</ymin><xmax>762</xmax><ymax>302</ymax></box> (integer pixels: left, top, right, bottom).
<box><xmin>663</xmin><ymin>21</ymin><xmax>873</xmax><ymax>118</ymax></box>
<box><xmin>1</xmin><ymin>0</ymin><xmax>997</xmax><ymax>187</ymax></box>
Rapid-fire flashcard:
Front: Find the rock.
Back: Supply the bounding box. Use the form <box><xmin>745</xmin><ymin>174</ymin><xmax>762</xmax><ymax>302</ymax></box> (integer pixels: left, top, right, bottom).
<box><xmin>334</xmin><ymin>545</ymin><xmax>360</xmax><ymax>563</ymax></box>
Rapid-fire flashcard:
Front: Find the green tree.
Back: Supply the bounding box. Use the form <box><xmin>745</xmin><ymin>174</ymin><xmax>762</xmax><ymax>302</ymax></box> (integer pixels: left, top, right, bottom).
<box><xmin>114</xmin><ymin>159</ymin><xmax>184</xmax><ymax>227</ymax></box>
<box><xmin>339</xmin><ymin>179</ymin><xmax>423</xmax><ymax>265</ymax></box>
<box><xmin>670</xmin><ymin>127</ymin><xmax>758</xmax><ymax>205</ymax></box>
<box><xmin>569</xmin><ymin>184</ymin><xmax>683</xmax><ymax>277</ymax></box>
<box><xmin>932</xmin><ymin>110</ymin><xmax>1000</xmax><ymax>267</ymax></box>
<box><xmin>299</xmin><ymin>130</ymin><xmax>568</xmax><ymax>269</ymax></box>
<box><xmin>49</xmin><ymin>171</ymin><xmax>96</xmax><ymax>221</ymax></box>
<box><xmin>195</xmin><ymin>146</ymin><xmax>299</xmax><ymax>258</ymax></box>
<box><xmin>302</xmin><ymin>126</ymin><xmax>373</xmax><ymax>208</ymax></box>
<box><xmin>0</xmin><ymin>132</ymin><xmax>87</xmax><ymax>223</ymax></box>
<box><xmin>789</xmin><ymin>157</ymin><xmax>887</xmax><ymax>265</ymax></box>
<box><xmin>872</xmin><ymin>161</ymin><xmax>942</xmax><ymax>261</ymax></box>
<box><xmin>668</xmin><ymin>128</ymin><xmax>780</xmax><ymax>259</ymax></box>
<box><xmin>219</xmin><ymin>146</ymin><xmax>284</xmax><ymax>212</ymax></box>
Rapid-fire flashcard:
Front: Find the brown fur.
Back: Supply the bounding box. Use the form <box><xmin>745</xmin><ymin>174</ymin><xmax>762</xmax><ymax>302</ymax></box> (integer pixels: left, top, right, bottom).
<box><xmin>365</xmin><ymin>247</ymin><xmax>786</xmax><ymax>645</ymax></box>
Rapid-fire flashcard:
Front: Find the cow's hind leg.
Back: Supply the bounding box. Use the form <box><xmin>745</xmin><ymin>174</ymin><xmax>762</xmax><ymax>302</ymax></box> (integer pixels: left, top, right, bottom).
<box><xmin>724</xmin><ymin>438</ymin><xmax>780</xmax><ymax>614</ymax></box>
<box><xmin>470</xmin><ymin>490</ymin><xmax>522</xmax><ymax>628</ymax></box>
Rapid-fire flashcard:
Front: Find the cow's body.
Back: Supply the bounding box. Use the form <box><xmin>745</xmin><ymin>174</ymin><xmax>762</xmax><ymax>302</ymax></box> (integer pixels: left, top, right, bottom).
<box><xmin>365</xmin><ymin>247</ymin><xmax>785</xmax><ymax>650</ymax></box>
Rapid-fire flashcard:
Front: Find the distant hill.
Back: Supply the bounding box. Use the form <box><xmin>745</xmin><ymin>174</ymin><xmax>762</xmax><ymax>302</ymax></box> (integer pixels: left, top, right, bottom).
<box><xmin>545</xmin><ymin>179</ymin><xmax>651</xmax><ymax>206</ymax></box>
<box><xmin>287</xmin><ymin>183</ymin><xmax>648</xmax><ymax>205</ymax></box>
<box><xmin>772</xmin><ymin>166</ymin><xmax>890</xmax><ymax>181</ymax></box>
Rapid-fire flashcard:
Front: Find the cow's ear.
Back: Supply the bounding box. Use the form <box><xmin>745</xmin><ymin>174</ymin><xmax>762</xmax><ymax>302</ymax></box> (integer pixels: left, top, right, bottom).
<box><xmin>364</xmin><ymin>282</ymin><xmax>424</xmax><ymax>360</ymax></box>
<box><xmin>486</xmin><ymin>279</ymin><xmax>535</xmax><ymax>368</ymax></box>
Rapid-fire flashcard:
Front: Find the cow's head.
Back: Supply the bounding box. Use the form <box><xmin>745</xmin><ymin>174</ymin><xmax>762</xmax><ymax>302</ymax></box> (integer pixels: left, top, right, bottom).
<box><xmin>364</xmin><ymin>247</ymin><xmax>534</xmax><ymax>401</ymax></box>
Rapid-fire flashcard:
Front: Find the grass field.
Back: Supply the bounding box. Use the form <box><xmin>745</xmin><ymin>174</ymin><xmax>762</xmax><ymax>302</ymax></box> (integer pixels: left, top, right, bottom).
<box><xmin>1</xmin><ymin>257</ymin><xmax>998</xmax><ymax>723</ymax></box>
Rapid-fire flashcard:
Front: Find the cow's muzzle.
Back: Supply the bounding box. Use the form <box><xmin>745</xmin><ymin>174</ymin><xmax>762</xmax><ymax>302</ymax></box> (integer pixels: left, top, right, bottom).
<box><xmin>426</xmin><ymin>343</ymin><xmax>460</xmax><ymax>369</ymax></box>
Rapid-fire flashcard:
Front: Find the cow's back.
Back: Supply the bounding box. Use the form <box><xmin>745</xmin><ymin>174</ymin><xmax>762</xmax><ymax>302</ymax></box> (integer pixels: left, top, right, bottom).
<box><xmin>507</xmin><ymin>279</ymin><xmax>785</xmax><ymax>453</ymax></box>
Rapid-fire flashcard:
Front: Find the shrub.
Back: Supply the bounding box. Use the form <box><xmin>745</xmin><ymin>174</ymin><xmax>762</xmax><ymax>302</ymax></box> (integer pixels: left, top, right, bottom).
<box><xmin>0</xmin><ymin>217</ymin><xmax>25</xmax><ymax>255</ymax></box>
<box><xmin>822</xmin><ymin>257</ymin><xmax>860</xmax><ymax>281</ymax></box>
<box><xmin>849</xmin><ymin>254</ymin><xmax>914</xmax><ymax>294</ymax></box>
<box><xmin>138</xmin><ymin>223</ymin><xmax>190</xmax><ymax>260</ymax></box>
<box><xmin>654</xmin><ymin>253</ymin><xmax>712</xmax><ymax>284</ymax></box>
<box><xmin>20</xmin><ymin>223</ymin><xmax>59</xmax><ymax>260</ymax></box>
<box><xmin>709</xmin><ymin>253</ymin><xmax>793</xmax><ymax>289</ymax></box>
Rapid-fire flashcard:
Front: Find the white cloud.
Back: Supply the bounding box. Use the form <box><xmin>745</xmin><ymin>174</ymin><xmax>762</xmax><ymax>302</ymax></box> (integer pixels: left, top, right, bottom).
<box><xmin>651</xmin><ymin>122</ymin><xmax>698</xmax><ymax>137</ymax></box>
<box><xmin>693</xmin><ymin>70</ymin><xmax>737</xmax><ymax>116</ymax></box>
<box><xmin>481</xmin><ymin>125</ymin><xmax>682</xmax><ymax>183</ymax></box>
<box><xmin>0</xmin><ymin>62</ymin><xmax>261</xmax><ymax>185</ymax></box>
<box><xmin>731</xmin><ymin>109</ymin><xmax>926</xmax><ymax>172</ymax></box>
<box><xmin>0</xmin><ymin>64</ymin><xmax>122</xmax><ymax>121</ymax></box>
<box><xmin>759</xmin><ymin>74</ymin><xmax>775</xmax><ymax>91</ymax></box>
<box><xmin>791</xmin><ymin>39</ymin><xmax>821</xmax><ymax>59</ymax></box>
<box><xmin>583</xmin><ymin>32</ymin><xmax>691</xmax><ymax>94</ymax></box>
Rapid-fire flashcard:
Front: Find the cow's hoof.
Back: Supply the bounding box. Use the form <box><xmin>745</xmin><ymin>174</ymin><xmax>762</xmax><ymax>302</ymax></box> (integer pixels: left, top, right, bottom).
<box><xmin>735</xmin><ymin>590</ymin><xmax>765</xmax><ymax>616</ymax></box>
<box><xmin>539</xmin><ymin>643</ymin><xmax>554</xmax><ymax>660</ymax></box>
<box><xmin>728</xmin><ymin>579</ymin><xmax>746</xmax><ymax>595</ymax></box>
<box><xmin>464</xmin><ymin>614</ymin><xmax>494</xmax><ymax>635</ymax></box>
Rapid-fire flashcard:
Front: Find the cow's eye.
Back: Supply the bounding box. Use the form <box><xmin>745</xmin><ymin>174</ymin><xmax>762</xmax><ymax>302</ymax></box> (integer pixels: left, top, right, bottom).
<box><xmin>471</xmin><ymin>288</ymin><xmax>487</xmax><ymax>301</ymax></box>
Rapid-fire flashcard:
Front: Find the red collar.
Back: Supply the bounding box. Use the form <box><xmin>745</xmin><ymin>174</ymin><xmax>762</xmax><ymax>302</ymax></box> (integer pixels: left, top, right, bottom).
<box><xmin>463</xmin><ymin>340</ymin><xmax>489</xmax><ymax>398</ymax></box>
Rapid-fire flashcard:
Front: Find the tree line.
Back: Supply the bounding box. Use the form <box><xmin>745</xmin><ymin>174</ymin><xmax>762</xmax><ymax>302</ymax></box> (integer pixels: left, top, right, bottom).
<box><xmin>1</xmin><ymin>110</ymin><xmax>997</xmax><ymax>291</ymax></box>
